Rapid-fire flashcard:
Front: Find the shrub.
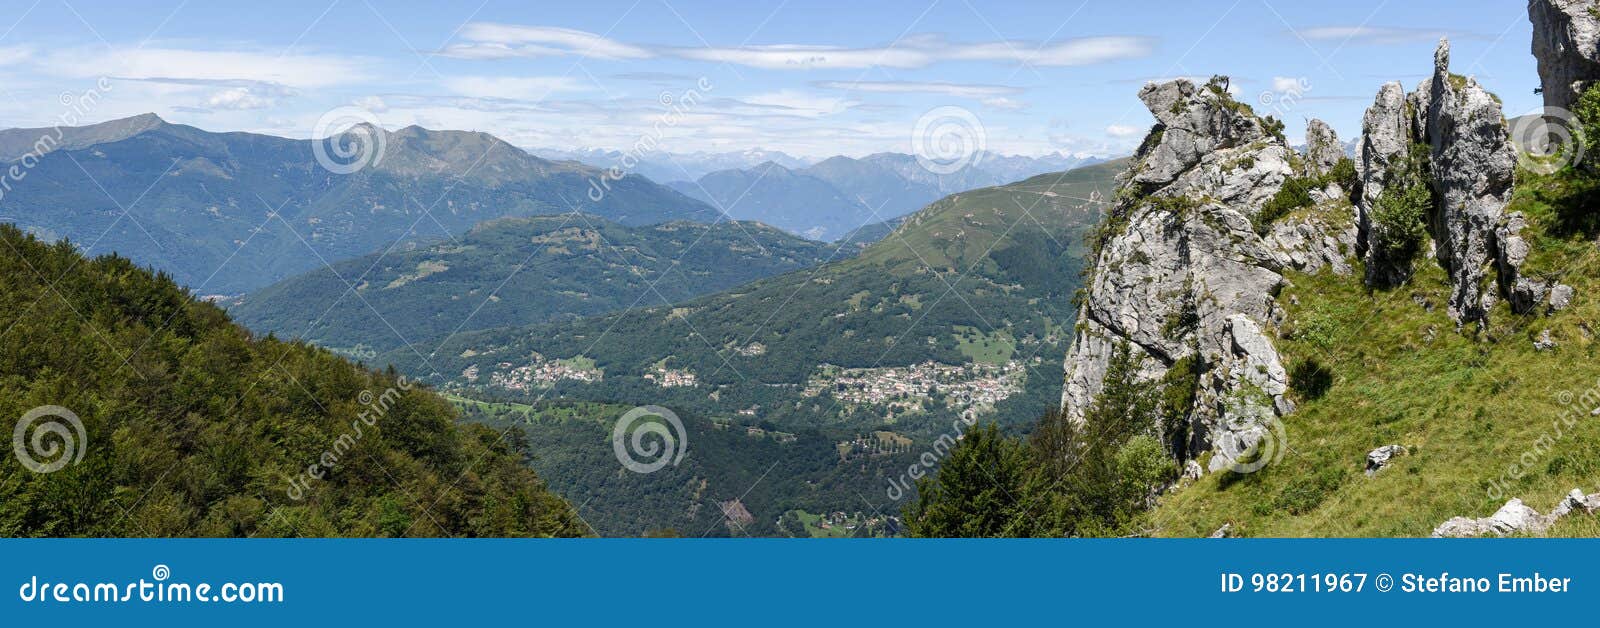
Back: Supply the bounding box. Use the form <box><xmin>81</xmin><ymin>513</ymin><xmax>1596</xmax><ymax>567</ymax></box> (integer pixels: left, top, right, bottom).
<box><xmin>1371</xmin><ymin>145</ymin><xmax>1433</xmax><ymax>262</ymax></box>
<box><xmin>1254</xmin><ymin>175</ymin><xmax>1316</xmax><ymax>233</ymax></box>
<box><xmin>1252</xmin><ymin>157</ymin><xmax>1360</xmax><ymax>234</ymax></box>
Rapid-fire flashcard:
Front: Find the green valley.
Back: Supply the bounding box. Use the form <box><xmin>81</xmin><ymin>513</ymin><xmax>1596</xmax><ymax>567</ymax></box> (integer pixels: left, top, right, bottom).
<box><xmin>377</xmin><ymin>162</ymin><xmax>1122</xmax><ymax>533</ymax></box>
<box><xmin>229</xmin><ymin>214</ymin><xmax>847</xmax><ymax>357</ymax></box>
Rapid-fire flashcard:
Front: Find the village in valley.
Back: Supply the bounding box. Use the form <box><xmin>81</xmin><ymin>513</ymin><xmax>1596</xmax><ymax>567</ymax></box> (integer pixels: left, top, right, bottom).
<box><xmin>473</xmin><ymin>353</ymin><xmax>604</xmax><ymax>392</ymax></box>
<box><xmin>802</xmin><ymin>360</ymin><xmax>1027</xmax><ymax>417</ymax></box>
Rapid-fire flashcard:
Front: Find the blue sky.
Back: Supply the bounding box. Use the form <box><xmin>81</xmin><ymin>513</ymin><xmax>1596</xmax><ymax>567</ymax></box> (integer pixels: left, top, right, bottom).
<box><xmin>0</xmin><ymin>0</ymin><xmax>1539</xmax><ymax>158</ymax></box>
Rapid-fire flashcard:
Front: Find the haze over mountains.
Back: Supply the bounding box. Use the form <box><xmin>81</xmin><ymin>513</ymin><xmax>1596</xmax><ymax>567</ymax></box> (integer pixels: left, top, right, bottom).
<box><xmin>0</xmin><ymin>114</ymin><xmax>718</xmax><ymax>295</ymax></box>
<box><xmin>668</xmin><ymin>151</ymin><xmax>1106</xmax><ymax>240</ymax></box>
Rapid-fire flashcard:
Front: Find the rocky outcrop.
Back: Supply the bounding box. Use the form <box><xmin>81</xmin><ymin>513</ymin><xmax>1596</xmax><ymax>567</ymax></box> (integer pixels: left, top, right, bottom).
<box><xmin>1530</xmin><ymin>0</ymin><xmax>1600</xmax><ymax>112</ymax></box>
<box><xmin>1432</xmin><ymin>489</ymin><xmax>1600</xmax><ymax>537</ymax></box>
<box><xmin>1364</xmin><ymin>444</ymin><xmax>1407</xmax><ymax>476</ymax></box>
<box><xmin>1267</xmin><ymin>209</ymin><xmax>1357</xmax><ymax>276</ymax></box>
<box><xmin>1355</xmin><ymin>82</ymin><xmax>1416</xmax><ymax>288</ymax></box>
<box><xmin>1062</xmin><ymin>78</ymin><xmax>1347</xmax><ymax>468</ymax></box>
<box><xmin>1304</xmin><ymin>119</ymin><xmax>1345</xmax><ymax>177</ymax></box>
<box><xmin>1357</xmin><ymin>39</ymin><xmax>1525</xmax><ymax>326</ymax></box>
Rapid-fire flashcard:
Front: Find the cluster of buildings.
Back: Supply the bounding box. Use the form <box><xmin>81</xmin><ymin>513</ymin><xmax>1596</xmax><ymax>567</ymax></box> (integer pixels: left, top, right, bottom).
<box><xmin>731</xmin><ymin>342</ymin><xmax>766</xmax><ymax>357</ymax></box>
<box><xmin>485</xmin><ymin>354</ymin><xmax>602</xmax><ymax>392</ymax></box>
<box><xmin>802</xmin><ymin>360</ymin><xmax>1026</xmax><ymax>415</ymax></box>
<box><xmin>644</xmin><ymin>364</ymin><xmax>698</xmax><ymax>387</ymax></box>
<box><xmin>814</xmin><ymin>512</ymin><xmax>902</xmax><ymax>536</ymax></box>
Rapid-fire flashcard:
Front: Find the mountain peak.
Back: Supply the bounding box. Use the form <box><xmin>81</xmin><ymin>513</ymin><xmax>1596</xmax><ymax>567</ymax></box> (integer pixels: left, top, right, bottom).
<box><xmin>118</xmin><ymin>112</ymin><xmax>168</xmax><ymax>128</ymax></box>
<box><xmin>0</xmin><ymin>112</ymin><xmax>171</xmax><ymax>161</ymax></box>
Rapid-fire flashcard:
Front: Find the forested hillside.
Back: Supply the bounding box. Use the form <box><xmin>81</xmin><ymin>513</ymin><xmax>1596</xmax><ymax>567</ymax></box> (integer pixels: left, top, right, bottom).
<box><xmin>0</xmin><ymin>224</ymin><xmax>586</xmax><ymax>537</ymax></box>
<box><xmin>230</xmin><ymin>215</ymin><xmax>845</xmax><ymax>356</ymax></box>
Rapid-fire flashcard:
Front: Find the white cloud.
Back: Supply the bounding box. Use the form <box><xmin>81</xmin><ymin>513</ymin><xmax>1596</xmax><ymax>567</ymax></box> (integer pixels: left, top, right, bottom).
<box><xmin>672</xmin><ymin>44</ymin><xmax>930</xmax><ymax>70</ymax></box>
<box><xmin>742</xmin><ymin>89</ymin><xmax>856</xmax><ymax>118</ymax></box>
<box><xmin>47</xmin><ymin>47</ymin><xmax>366</xmax><ymax>89</ymax></box>
<box><xmin>442</xmin><ymin>76</ymin><xmax>588</xmax><ymax>100</ymax></box>
<box><xmin>1297</xmin><ymin>26</ymin><xmax>1455</xmax><ymax>45</ymax></box>
<box><xmin>982</xmin><ymin>97</ymin><xmax>1027</xmax><ymax>111</ymax></box>
<box><xmin>448</xmin><ymin>23</ymin><xmax>1152</xmax><ymax>70</ymax></box>
<box><xmin>814</xmin><ymin>80</ymin><xmax>1020</xmax><ymax>98</ymax></box>
<box><xmin>1271</xmin><ymin>76</ymin><xmax>1303</xmax><ymax>93</ymax></box>
<box><xmin>947</xmin><ymin>36</ymin><xmax>1153</xmax><ymax>66</ymax></box>
<box><xmin>443</xmin><ymin>23</ymin><xmax>653</xmax><ymax>60</ymax></box>
<box><xmin>675</xmin><ymin>35</ymin><xmax>1151</xmax><ymax>70</ymax></box>
<box><xmin>0</xmin><ymin>45</ymin><xmax>33</xmax><ymax>66</ymax></box>
<box><xmin>1104</xmin><ymin>124</ymin><xmax>1140</xmax><ymax>138</ymax></box>
<box><xmin>205</xmin><ymin>87</ymin><xmax>275</xmax><ymax>110</ymax></box>
<box><xmin>354</xmin><ymin>95</ymin><xmax>389</xmax><ymax>113</ymax></box>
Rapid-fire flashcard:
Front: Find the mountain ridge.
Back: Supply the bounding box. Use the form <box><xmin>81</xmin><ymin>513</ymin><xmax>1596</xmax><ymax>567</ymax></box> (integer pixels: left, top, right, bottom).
<box><xmin>0</xmin><ymin>114</ymin><xmax>720</xmax><ymax>295</ymax></box>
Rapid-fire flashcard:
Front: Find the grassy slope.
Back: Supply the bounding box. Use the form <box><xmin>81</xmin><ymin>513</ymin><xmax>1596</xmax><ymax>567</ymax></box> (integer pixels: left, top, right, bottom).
<box><xmin>1154</xmin><ymin>170</ymin><xmax>1600</xmax><ymax>537</ymax></box>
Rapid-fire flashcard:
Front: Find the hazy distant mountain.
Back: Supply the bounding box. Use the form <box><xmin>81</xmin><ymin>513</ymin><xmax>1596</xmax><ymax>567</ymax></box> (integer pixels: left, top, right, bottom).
<box><xmin>673</xmin><ymin>162</ymin><xmax>876</xmax><ymax>241</ymax></box>
<box><xmin>667</xmin><ymin>150</ymin><xmax>1114</xmax><ymax>242</ymax></box>
<box><xmin>0</xmin><ymin>115</ymin><xmax>719</xmax><ymax>294</ymax></box>
<box><xmin>530</xmin><ymin>147</ymin><xmax>811</xmax><ymax>183</ymax></box>
<box><xmin>803</xmin><ymin>156</ymin><xmax>945</xmax><ymax>218</ymax></box>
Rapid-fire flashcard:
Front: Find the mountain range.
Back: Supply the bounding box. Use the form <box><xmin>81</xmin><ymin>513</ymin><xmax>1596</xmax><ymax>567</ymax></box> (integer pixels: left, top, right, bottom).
<box><xmin>229</xmin><ymin>214</ymin><xmax>850</xmax><ymax>359</ymax></box>
<box><xmin>669</xmin><ymin>152</ymin><xmax>1106</xmax><ymax>241</ymax></box>
<box><xmin>0</xmin><ymin>115</ymin><xmax>718</xmax><ymax>295</ymax></box>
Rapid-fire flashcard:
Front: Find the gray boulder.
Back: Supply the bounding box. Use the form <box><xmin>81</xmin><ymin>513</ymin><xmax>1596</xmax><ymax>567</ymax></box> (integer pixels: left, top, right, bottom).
<box><xmin>1364</xmin><ymin>444</ymin><xmax>1407</xmax><ymax>476</ymax></box>
<box><xmin>1432</xmin><ymin>489</ymin><xmax>1600</xmax><ymax>537</ymax></box>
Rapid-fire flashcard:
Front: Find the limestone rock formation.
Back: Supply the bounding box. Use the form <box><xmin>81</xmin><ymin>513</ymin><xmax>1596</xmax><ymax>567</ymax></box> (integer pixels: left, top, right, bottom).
<box><xmin>1304</xmin><ymin>119</ymin><xmax>1345</xmax><ymax>177</ymax></box>
<box><xmin>1267</xmin><ymin>210</ymin><xmax>1357</xmax><ymax>276</ymax></box>
<box><xmin>1530</xmin><ymin>0</ymin><xmax>1600</xmax><ymax>112</ymax></box>
<box><xmin>1357</xmin><ymin>39</ymin><xmax>1525</xmax><ymax>326</ymax></box>
<box><xmin>1432</xmin><ymin>489</ymin><xmax>1600</xmax><ymax>537</ymax></box>
<box><xmin>1355</xmin><ymin>81</ymin><xmax>1416</xmax><ymax>288</ymax></box>
<box><xmin>1061</xmin><ymin>78</ymin><xmax>1347</xmax><ymax>469</ymax></box>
